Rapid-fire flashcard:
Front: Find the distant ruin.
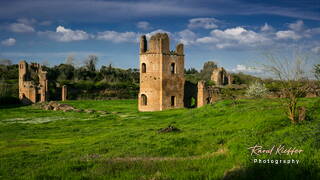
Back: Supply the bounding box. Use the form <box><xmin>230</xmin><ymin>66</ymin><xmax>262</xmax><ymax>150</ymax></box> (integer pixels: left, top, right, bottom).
<box><xmin>211</xmin><ymin>67</ymin><xmax>233</xmax><ymax>86</ymax></box>
<box><xmin>62</xmin><ymin>85</ymin><xmax>67</xmax><ymax>101</ymax></box>
<box><xmin>19</xmin><ymin>61</ymin><xmax>48</xmax><ymax>104</ymax></box>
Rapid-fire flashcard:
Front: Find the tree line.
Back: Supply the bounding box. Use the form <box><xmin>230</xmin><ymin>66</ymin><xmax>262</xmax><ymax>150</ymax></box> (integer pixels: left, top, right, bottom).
<box><xmin>1</xmin><ymin>55</ymin><xmax>319</xmax><ymax>107</ymax></box>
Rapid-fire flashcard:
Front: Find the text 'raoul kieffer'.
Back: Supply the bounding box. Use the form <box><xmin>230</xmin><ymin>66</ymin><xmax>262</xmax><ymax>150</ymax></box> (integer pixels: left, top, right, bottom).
<box><xmin>248</xmin><ymin>145</ymin><xmax>303</xmax><ymax>156</ymax></box>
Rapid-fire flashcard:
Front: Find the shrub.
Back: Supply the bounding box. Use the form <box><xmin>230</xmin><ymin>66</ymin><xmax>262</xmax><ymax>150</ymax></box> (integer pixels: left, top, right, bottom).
<box><xmin>246</xmin><ymin>81</ymin><xmax>268</xmax><ymax>98</ymax></box>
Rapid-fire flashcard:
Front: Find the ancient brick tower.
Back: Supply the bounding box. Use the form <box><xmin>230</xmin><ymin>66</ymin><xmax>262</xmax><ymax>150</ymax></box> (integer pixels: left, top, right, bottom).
<box><xmin>19</xmin><ymin>60</ymin><xmax>48</xmax><ymax>104</ymax></box>
<box><xmin>138</xmin><ymin>33</ymin><xmax>185</xmax><ymax>111</ymax></box>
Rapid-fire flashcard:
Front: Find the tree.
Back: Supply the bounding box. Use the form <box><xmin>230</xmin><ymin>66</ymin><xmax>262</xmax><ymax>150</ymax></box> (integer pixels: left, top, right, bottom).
<box><xmin>232</xmin><ymin>72</ymin><xmax>261</xmax><ymax>85</ymax></box>
<box><xmin>185</xmin><ymin>68</ymin><xmax>198</xmax><ymax>74</ymax></box>
<box><xmin>261</xmin><ymin>51</ymin><xmax>311</xmax><ymax>123</ymax></box>
<box><xmin>0</xmin><ymin>59</ymin><xmax>12</xmax><ymax>66</ymax></box>
<box><xmin>315</xmin><ymin>64</ymin><xmax>320</xmax><ymax>81</ymax></box>
<box><xmin>84</xmin><ymin>55</ymin><xmax>98</xmax><ymax>72</ymax></box>
<box><xmin>56</xmin><ymin>64</ymin><xmax>75</xmax><ymax>81</ymax></box>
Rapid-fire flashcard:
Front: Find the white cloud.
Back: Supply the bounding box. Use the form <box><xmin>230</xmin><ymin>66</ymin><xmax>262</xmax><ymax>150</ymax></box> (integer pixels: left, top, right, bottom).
<box><xmin>97</xmin><ymin>31</ymin><xmax>138</xmax><ymax>43</ymax></box>
<box><xmin>188</xmin><ymin>18</ymin><xmax>218</xmax><ymax>29</ymax></box>
<box><xmin>177</xmin><ymin>29</ymin><xmax>197</xmax><ymax>45</ymax></box>
<box><xmin>137</xmin><ymin>21</ymin><xmax>151</xmax><ymax>30</ymax></box>
<box><xmin>39</xmin><ymin>26</ymin><xmax>91</xmax><ymax>42</ymax></box>
<box><xmin>261</xmin><ymin>23</ymin><xmax>273</xmax><ymax>32</ymax></box>
<box><xmin>196</xmin><ymin>36</ymin><xmax>218</xmax><ymax>44</ymax></box>
<box><xmin>276</xmin><ymin>30</ymin><xmax>301</xmax><ymax>40</ymax></box>
<box><xmin>312</xmin><ymin>46</ymin><xmax>320</xmax><ymax>54</ymax></box>
<box><xmin>8</xmin><ymin>23</ymin><xmax>35</xmax><ymax>33</ymax></box>
<box><xmin>194</xmin><ymin>26</ymin><xmax>271</xmax><ymax>49</ymax></box>
<box><xmin>232</xmin><ymin>64</ymin><xmax>262</xmax><ymax>73</ymax></box>
<box><xmin>213</xmin><ymin>27</ymin><xmax>269</xmax><ymax>48</ymax></box>
<box><xmin>212</xmin><ymin>27</ymin><xmax>268</xmax><ymax>43</ymax></box>
<box><xmin>1</xmin><ymin>38</ymin><xmax>16</xmax><ymax>46</ymax></box>
<box><xmin>288</xmin><ymin>20</ymin><xmax>304</xmax><ymax>31</ymax></box>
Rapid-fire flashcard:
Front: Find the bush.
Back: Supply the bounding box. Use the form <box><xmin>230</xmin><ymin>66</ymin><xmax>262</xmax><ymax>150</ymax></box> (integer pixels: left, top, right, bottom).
<box><xmin>246</xmin><ymin>81</ymin><xmax>268</xmax><ymax>98</ymax></box>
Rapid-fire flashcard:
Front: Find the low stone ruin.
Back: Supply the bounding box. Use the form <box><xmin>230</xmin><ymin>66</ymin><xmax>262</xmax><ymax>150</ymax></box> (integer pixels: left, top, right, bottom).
<box><xmin>43</xmin><ymin>101</ymin><xmax>75</xmax><ymax>111</ymax></box>
<box><xmin>35</xmin><ymin>101</ymin><xmax>108</xmax><ymax>114</ymax></box>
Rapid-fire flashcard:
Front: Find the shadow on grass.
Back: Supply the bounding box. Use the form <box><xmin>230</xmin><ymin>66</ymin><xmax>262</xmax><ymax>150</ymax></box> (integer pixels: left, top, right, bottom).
<box><xmin>0</xmin><ymin>103</ymin><xmax>27</xmax><ymax>109</ymax></box>
<box><xmin>0</xmin><ymin>96</ymin><xmax>26</xmax><ymax>109</ymax></box>
<box><xmin>223</xmin><ymin>163</ymin><xmax>320</xmax><ymax>180</ymax></box>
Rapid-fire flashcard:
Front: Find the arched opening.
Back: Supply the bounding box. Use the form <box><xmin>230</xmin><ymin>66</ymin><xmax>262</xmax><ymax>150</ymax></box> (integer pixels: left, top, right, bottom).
<box><xmin>171</xmin><ymin>96</ymin><xmax>175</xmax><ymax>107</ymax></box>
<box><xmin>170</xmin><ymin>63</ymin><xmax>175</xmax><ymax>74</ymax></box>
<box><xmin>36</xmin><ymin>93</ymin><xmax>41</xmax><ymax>102</ymax></box>
<box><xmin>142</xmin><ymin>63</ymin><xmax>146</xmax><ymax>73</ymax></box>
<box><xmin>141</xmin><ymin>94</ymin><xmax>147</xmax><ymax>106</ymax></box>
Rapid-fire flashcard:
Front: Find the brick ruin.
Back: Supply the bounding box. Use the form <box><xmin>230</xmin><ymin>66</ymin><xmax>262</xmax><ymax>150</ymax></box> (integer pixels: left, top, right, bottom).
<box><xmin>197</xmin><ymin>80</ymin><xmax>209</xmax><ymax>107</ymax></box>
<box><xmin>138</xmin><ymin>33</ymin><xmax>185</xmax><ymax>111</ymax></box>
<box><xmin>62</xmin><ymin>85</ymin><xmax>67</xmax><ymax>101</ymax></box>
<box><xmin>138</xmin><ymin>33</ymin><xmax>233</xmax><ymax>111</ymax></box>
<box><xmin>211</xmin><ymin>67</ymin><xmax>233</xmax><ymax>86</ymax></box>
<box><xmin>19</xmin><ymin>61</ymin><xmax>48</xmax><ymax>104</ymax></box>
<box><xmin>18</xmin><ymin>61</ymin><xmax>68</xmax><ymax>104</ymax></box>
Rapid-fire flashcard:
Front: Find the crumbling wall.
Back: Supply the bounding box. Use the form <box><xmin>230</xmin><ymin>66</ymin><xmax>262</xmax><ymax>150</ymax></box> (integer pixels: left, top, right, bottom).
<box><xmin>18</xmin><ymin>61</ymin><xmax>48</xmax><ymax>104</ymax></box>
<box><xmin>211</xmin><ymin>67</ymin><xmax>233</xmax><ymax>85</ymax></box>
<box><xmin>197</xmin><ymin>80</ymin><xmax>210</xmax><ymax>107</ymax></box>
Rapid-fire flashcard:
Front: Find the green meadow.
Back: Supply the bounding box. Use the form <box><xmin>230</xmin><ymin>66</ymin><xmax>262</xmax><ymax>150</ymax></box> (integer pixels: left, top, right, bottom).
<box><xmin>0</xmin><ymin>98</ymin><xmax>320</xmax><ymax>179</ymax></box>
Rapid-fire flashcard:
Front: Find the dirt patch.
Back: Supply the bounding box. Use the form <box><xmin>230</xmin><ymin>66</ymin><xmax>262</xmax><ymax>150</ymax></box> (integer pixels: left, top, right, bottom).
<box><xmin>83</xmin><ymin>147</ymin><xmax>228</xmax><ymax>162</ymax></box>
<box><xmin>2</xmin><ymin>117</ymin><xmax>67</xmax><ymax>124</ymax></box>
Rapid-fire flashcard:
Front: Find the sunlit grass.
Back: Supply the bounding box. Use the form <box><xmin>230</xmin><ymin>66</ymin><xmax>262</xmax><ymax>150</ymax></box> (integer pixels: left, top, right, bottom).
<box><xmin>0</xmin><ymin>98</ymin><xmax>319</xmax><ymax>179</ymax></box>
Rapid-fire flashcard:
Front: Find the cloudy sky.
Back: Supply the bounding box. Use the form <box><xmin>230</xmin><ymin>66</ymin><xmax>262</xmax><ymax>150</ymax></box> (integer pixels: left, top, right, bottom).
<box><xmin>0</xmin><ymin>0</ymin><xmax>319</xmax><ymax>74</ymax></box>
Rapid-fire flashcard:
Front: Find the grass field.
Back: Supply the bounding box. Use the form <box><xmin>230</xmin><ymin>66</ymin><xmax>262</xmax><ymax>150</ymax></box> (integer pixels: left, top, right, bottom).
<box><xmin>0</xmin><ymin>98</ymin><xmax>320</xmax><ymax>179</ymax></box>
